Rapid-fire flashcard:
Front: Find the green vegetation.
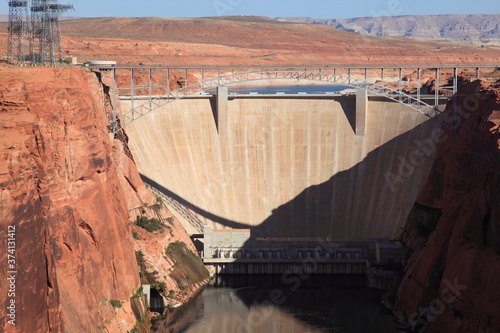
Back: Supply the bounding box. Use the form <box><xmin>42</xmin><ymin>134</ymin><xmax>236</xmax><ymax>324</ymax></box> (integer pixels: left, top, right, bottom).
<box><xmin>165</xmin><ymin>240</ymin><xmax>182</xmax><ymax>254</ymax></box>
<box><xmin>130</xmin><ymin>287</ymin><xmax>143</xmax><ymax>300</ymax></box>
<box><xmin>133</xmin><ymin>215</ymin><xmax>165</xmax><ymax>232</ymax></box>
<box><xmin>132</xmin><ymin>230</ymin><xmax>141</xmax><ymax>240</ymax></box>
<box><xmin>110</xmin><ymin>299</ymin><xmax>123</xmax><ymax>309</ymax></box>
<box><xmin>153</xmin><ymin>195</ymin><xmax>163</xmax><ymax>209</ymax></box>
<box><xmin>126</xmin><ymin>322</ymin><xmax>139</xmax><ymax>333</ymax></box>
<box><xmin>157</xmin><ymin>282</ymin><xmax>166</xmax><ymax>292</ymax></box>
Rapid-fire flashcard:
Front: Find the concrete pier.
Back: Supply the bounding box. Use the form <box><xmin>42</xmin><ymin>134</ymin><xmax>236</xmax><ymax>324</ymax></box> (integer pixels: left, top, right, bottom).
<box><xmin>215</xmin><ymin>86</ymin><xmax>228</xmax><ymax>136</ymax></box>
<box><xmin>356</xmin><ymin>88</ymin><xmax>367</xmax><ymax>136</ymax></box>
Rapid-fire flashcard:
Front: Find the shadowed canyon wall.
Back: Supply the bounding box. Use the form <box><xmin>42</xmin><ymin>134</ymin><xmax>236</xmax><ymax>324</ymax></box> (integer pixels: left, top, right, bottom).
<box><xmin>393</xmin><ymin>80</ymin><xmax>500</xmax><ymax>332</ymax></box>
<box><xmin>124</xmin><ymin>94</ymin><xmax>445</xmax><ymax>240</ymax></box>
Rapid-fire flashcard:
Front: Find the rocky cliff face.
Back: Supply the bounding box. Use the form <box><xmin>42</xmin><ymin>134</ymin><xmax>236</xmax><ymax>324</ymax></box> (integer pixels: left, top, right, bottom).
<box><xmin>0</xmin><ymin>65</ymin><xmax>207</xmax><ymax>332</ymax></box>
<box><xmin>393</xmin><ymin>79</ymin><xmax>500</xmax><ymax>332</ymax></box>
<box><xmin>0</xmin><ymin>65</ymin><xmax>145</xmax><ymax>332</ymax></box>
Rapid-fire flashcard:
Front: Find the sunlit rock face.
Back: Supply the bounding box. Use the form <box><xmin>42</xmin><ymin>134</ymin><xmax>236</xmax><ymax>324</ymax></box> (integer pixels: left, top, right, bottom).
<box><xmin>0</xmin><ymin>66</ymin><xmax>143</xmax><ymax>332</ymax></box>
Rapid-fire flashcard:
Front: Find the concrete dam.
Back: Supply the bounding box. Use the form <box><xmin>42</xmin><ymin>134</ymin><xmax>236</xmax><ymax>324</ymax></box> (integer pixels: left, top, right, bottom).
<box><xmin>122</xmin><ymin>92</ymin><xmax>443</xmax><ymax>240</ymax></box>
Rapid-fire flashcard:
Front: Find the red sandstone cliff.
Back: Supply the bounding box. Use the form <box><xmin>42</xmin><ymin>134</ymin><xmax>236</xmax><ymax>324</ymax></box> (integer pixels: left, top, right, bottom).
<box><xmin>394</xmin><ymin>79</ymin><xmax>500</xmax><ymax>332</ymax></box>
<box><xmin>0</xmin><ymin>65</ymin><xmax>147</xmax><ymax>332</ymax></box>
<box><xmin>0</xmin><ymin>65</ymin><xmax>207</xmax><ymax>332</ymax></box>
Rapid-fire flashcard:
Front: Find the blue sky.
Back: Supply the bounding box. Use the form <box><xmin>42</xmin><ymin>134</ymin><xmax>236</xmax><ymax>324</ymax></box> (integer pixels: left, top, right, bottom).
<box><xmin>1</xmin><ymin>0</ymin><xmax>498</xmax><ymax>18</ymax></box>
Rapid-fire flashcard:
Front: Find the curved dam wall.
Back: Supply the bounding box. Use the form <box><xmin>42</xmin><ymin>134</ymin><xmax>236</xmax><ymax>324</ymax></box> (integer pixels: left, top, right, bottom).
<box><xmin>122</xmin><ymin>95</ymin><xmax>442</xmax><ymax>240</ymax></box>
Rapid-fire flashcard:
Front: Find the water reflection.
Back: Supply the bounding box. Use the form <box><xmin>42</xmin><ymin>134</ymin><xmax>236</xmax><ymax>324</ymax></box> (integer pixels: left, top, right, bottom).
<box><xmin>152</xmin><ymin>275</ymin><xmax>398</xmax><ymax>333</ymax></box>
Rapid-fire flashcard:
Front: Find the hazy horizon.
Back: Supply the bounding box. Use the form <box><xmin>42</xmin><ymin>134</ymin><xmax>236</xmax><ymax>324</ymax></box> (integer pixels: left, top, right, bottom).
<box><xmin>0</xmin><ymin>0</ymin><xmax>499</xmax><ymax>20</ymax></box>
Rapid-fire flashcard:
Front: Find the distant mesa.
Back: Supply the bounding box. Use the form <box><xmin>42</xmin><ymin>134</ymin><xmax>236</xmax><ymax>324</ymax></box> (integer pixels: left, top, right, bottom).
<box><xmin>276</xmin><ymin>14</ymin><xmax>500</xmax><ymax>46</ymax></box>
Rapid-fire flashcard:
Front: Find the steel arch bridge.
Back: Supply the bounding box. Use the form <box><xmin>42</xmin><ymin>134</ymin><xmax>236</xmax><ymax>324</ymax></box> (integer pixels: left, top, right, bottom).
<box><xmin>102</xmin><ymin>66</ymin><xmax>474</xmax><ymax>134</ymax></box>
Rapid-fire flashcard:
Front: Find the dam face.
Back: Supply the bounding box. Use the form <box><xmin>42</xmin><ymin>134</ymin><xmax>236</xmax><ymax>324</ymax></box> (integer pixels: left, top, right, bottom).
<box><xmin>123</xmin><ymin>95</ymin><xmax>440</xmax><ymax>240</ymax></box>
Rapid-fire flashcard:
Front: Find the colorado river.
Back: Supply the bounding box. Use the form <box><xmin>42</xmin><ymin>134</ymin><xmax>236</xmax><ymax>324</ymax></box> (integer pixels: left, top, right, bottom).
<box><xmin>151</xmin><ymin>275</ymin><xmax>399</xmax><ymax>332</ymax></box>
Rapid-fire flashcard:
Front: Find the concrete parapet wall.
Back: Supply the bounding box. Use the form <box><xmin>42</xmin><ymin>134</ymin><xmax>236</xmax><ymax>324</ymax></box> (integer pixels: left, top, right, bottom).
<box><xmin>123</xmin><ymin>95</ymin><xmax>441</xmax><ymax>240</ymax></box>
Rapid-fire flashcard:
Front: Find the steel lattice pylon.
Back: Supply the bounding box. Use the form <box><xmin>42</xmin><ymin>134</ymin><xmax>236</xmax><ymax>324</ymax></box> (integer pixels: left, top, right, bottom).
<box><xmin>7</xmin><ymin>0</ymin><xmax>30</xmax><ymax>64</ymax></box>
<box><xmin>7</xmin><ymin>0</ymin><xmax>73</xmax><ymax>66</ymax></box>
<box><xmin>30</xmin><ymin>0</ymin><xmax>73</xmax><ymax>65</ymax></box>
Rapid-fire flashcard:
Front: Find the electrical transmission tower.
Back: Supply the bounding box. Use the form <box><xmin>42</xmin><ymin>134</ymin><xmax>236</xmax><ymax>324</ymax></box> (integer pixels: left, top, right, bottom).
<box><xmin>7</xmin><ymin>0</ymin><xmax>30</xmax><ymax>64</ymax></box>
<box><xmin>7</xmin><ymin>0</ymin><xmax>73</xmax><ymax>66</ymax></box>
<box><xmin>30</xmin><ymin>0</ymin><xmax>73</xmax><ymax>65</ymax></box>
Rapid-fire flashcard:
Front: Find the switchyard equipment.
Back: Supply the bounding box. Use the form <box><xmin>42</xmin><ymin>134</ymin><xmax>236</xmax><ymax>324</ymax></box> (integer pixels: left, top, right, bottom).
<box><xmin>7</xmin><ymin>0</ymin><xmax>30</xmax><ymax>64</ymax></box>
<box><xmin>7</xmin><ymin>0</ymin><xmax>73</xmax><ymax>65</ymax></box>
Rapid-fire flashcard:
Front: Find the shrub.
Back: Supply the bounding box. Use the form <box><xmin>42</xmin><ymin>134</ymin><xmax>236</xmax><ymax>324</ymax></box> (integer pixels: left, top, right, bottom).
<box><xmin>153</xmin><ymin>195</ymin><xmax>163</xmax><ymax>209</ymax></box>
<box><xmin>110</xmin><ymin>299</ymin><xmax>122</xmax><ymax>309</ymax></box>
<box><xmin>130</xmin><ymin>287</ymin><xmax>143</xmax><ymax>300</ymax></box>
<box><xmin>157</xmin><ymin>282</ymin><xmax>166</xmax><ymax>292</ymax></box>
<box><xmin>134</xmin><ymin>216</ymin><xmax>165</xmax><ymax>232</ymax></box>
<box><xmin>166</xmin><ymin>240</ymin><xmax>182</xmax><ymax>254</ymax></box>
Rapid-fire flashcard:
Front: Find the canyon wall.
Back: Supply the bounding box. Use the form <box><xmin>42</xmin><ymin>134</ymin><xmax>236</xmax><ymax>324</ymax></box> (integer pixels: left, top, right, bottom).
<box><xmin>124</xmin><ymin>94</ymin><xmax>443</xmax><ymax>240</ymax></box>
<box><xmin>0</xmin><ymin>65</ymin><xmax>207</xmax><ymax>332</ymax></box>
<box><xmin>394</xmin><ymin>80</ymin><xmax>500</xmax><ymax>332</ymax></box>
<box><xmin>0</xmin><ymin>65</ymin><xmax>141</xmax><ymax>332</ymax></box>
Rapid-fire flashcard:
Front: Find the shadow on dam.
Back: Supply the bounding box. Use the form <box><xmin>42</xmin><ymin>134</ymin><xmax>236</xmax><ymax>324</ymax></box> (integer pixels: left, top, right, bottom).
<box><xmin>140</xmin><ymin>116</ymin><xmax>441</xmax><ymax>239</ymax></box>
<box><xmin>143</xmin><ymin>118</ymin><xmax>442</xmax><ymax>332</ymax></box>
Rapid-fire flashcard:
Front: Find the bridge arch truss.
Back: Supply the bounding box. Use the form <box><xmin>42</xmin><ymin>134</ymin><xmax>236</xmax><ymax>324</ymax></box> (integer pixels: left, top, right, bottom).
<box><xmin>101</xmin><ymin>66</ymin><xmax>494</xmax><ymax>134</ymax></box>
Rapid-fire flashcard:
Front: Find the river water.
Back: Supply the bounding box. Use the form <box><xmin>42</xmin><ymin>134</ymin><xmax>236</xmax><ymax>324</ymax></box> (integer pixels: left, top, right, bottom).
<box><xmin>151</xmin><ymin>275</ymin><xmax>399</xmax><ymax>333</ymax></box>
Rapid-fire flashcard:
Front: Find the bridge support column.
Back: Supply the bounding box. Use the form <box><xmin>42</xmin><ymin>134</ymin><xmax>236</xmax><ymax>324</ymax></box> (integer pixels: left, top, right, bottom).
<box><xmin>356</xmin><ymin>88</ymin><xmax>367</xmax><ymax>136</ymax></box>
<box><xmin>215</xmin><ymin>86</ymin><xmax>228</xmax><ymax>136</ymax></box>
